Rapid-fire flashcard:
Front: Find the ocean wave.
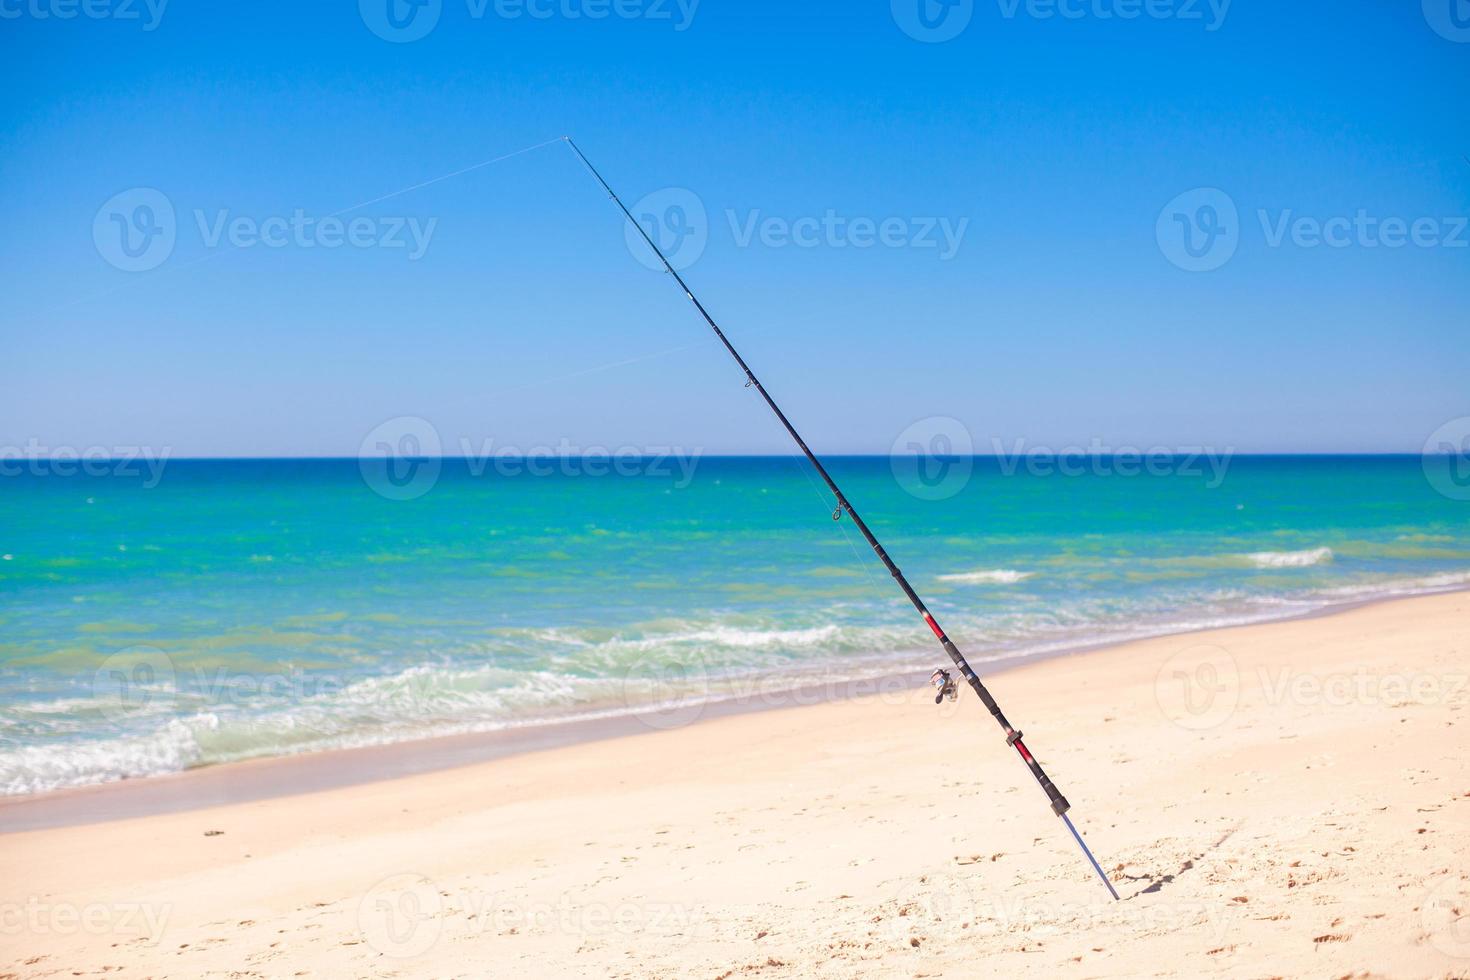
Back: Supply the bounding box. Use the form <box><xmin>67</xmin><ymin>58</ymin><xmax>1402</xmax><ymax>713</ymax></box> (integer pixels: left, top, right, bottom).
<box><xmin>1302</xmin><ymin>570</ymin><xmax>1470</xmax><ymax>601</ymax></box>
<box><xmin>0</xmin><ymin>650</ymin><xmax>926</xmax><ymax>796</ymax></box>
<box><xmin>0</xmin><ymin>719</ymin><xmax>205</xmax><ymax>796</ymax></box>
<box><xmin>6</xmin><ymin>567</ymin><xmax>1470</xmax><ymax>798</ymax></box>
<box><xmin>937</xmin><ymin>569</ymin><xmax>1034</xmax><ymax>585</ymax></box>
<box><xmin>1244</xmin><ymin>547</ymin><xmax>1334</xmax><ymax>569</ymax></box>
<box><xmin>600</xmin><ymin>624</ymin><xmax>843</xmax><ymax>653</ymax></box>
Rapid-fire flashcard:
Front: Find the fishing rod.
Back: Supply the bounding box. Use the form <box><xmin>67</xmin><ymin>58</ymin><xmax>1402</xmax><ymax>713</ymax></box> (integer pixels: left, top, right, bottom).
<box><xmin>563</xmin><ymin>137</ymin><xmax>1120</xmax><ymax>902</ymax></box>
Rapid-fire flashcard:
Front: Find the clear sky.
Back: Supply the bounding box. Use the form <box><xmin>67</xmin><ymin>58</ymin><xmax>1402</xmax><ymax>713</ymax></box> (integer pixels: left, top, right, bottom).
<box><xmin>2</xmin><ymin>0</ymin><xmax>1466</xmax><ymax>457</ymax></box>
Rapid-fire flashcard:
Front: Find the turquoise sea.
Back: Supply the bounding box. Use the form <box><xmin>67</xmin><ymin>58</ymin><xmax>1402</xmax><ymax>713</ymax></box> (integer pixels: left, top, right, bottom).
<box><xmin>2</xmin><ymin>455</ymin><xmax>1468</xmax><ymax>796</ymax></box>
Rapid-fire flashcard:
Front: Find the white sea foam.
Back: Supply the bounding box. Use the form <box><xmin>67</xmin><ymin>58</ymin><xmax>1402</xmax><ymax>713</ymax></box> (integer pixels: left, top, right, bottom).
<box><xmin>7</xmin><ymin>566</ymin><xmax>1470</xmax><ymax>798</ymax></box>
<box><xmin>1304</xmin><ymin>570</ymin><xmax>1470</xmax><ymax>601</ymax></box>
<box><xmin>610</xmin><ymin>624</ymin><xmax>842</xmax><ymax>652</ymax></box>
<box><xmin>0</xmin><ymin>718</ymin><xmax>205</xmax><ymax>796</ymax></box>
<box><xmin>937</xmin><ymin>569</ymin><xmax>1034</xmax><ymax>585</ymax></box>
<box><xmin>1244</xmin><ymin>547</ymin><xmax>1334</xmax><ymax>569</ymax></box>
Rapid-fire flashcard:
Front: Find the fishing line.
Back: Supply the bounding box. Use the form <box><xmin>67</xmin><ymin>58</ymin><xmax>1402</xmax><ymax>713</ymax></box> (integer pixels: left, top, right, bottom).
<box><xmin>784</xmin><ymin>450</ymin><xmax>892</xmax><ymax>600</ymax></box>
<box><xmin>323</xmin><ymin>136</ymin><xmax>567</xmax><ymax>219</ymax></box>
<box><xmin>9</xmin><ymin>136</ymin><xmax>566</xmax><ymax>328</ymax></box>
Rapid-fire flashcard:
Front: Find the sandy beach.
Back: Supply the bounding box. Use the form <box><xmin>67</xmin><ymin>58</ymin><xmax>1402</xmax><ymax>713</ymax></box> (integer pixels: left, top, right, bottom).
<box><xmin>3</xmin><ymin>590</ymin><xmax>1468</xmax><ymax>978</ymax></box>
<box><xmin>11</xmin><ymin>0</ymin><xmax>1465</xmax><ymax>976</ymax></box>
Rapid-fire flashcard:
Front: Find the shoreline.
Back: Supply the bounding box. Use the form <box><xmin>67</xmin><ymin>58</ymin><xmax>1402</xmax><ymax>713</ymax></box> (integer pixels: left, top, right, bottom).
<box><xmin>4</xmin><ymin>583</ymin><xmax>1465</xmax><ymax>834</ymax></box>
<box><xmin>5</xmin><ymin>589</ymin><xmax>1467</xmax><ymax>977</ymax></box>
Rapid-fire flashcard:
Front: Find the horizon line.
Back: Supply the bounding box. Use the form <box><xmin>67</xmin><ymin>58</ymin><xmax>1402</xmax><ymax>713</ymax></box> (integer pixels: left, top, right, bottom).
<box><xmin>1</xmin><ymin>451</ymin><xmax>1446</xmax><ymax>462</ymax></box>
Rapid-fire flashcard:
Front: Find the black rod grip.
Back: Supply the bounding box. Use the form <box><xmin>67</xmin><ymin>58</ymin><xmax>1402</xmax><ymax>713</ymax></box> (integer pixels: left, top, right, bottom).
<box><xmin>1012</xmin><ymin>736</ymin><xmax>1070</xmax><ymax>815</ymax></box>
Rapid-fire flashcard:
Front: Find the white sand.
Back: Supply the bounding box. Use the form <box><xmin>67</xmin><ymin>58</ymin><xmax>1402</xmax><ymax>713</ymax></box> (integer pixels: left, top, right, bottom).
<box><xmin>4</xmin><ymin>591</ymin><xmax>1469</xmax><ymax>978</ymax></box>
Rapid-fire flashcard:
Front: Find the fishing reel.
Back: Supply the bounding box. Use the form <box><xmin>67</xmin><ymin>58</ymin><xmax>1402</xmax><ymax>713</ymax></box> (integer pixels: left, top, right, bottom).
<box><xmin>929</xmin><ymin>668</ymin><xmax>957</xmax><ymax>705</ymax></box>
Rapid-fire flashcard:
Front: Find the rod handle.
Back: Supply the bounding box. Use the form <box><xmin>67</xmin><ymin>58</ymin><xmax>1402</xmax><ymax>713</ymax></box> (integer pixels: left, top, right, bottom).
<box><xmin>1007</xmin><ymin>731</ymin><xmax>1071</xmax><ymax>816</ymax></box>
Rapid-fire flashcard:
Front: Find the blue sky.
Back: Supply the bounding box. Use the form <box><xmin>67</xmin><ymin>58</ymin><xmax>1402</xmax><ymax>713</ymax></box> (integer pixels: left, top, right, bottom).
<box><xmin>2</xmin><ymin>0</ymin><xmax>1466</xmax><ymax>456</ymax></box>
